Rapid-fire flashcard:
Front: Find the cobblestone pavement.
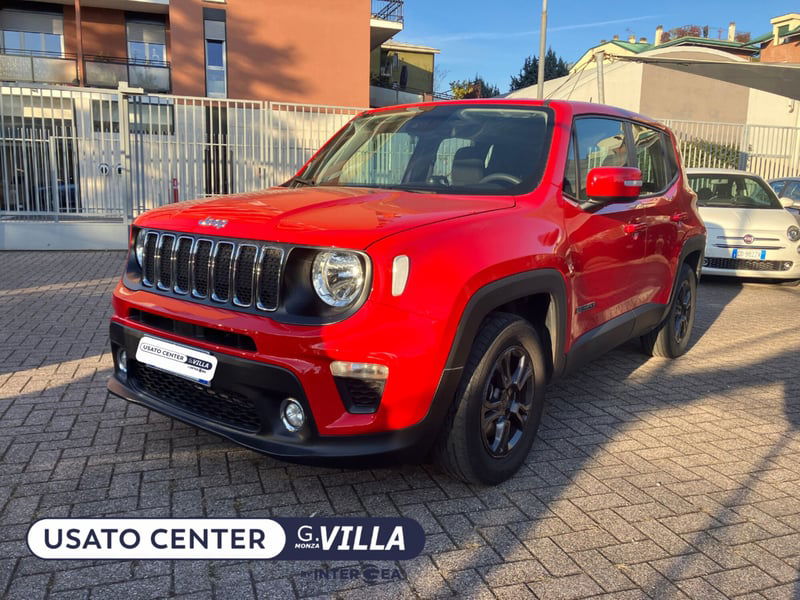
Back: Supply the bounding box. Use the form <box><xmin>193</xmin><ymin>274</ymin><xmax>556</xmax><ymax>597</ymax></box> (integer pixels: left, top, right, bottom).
<box><xmin>1</xmin><ymin>250</ymin><xmax>799</xmax><ymax>600</ymax></box>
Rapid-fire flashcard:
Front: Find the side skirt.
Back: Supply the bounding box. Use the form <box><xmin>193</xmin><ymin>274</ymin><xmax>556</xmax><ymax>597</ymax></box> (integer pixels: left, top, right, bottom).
<box><xmin>563</xmin><ymin>303</ymin><xmax>666</xmax><ymax>374</ymax></box>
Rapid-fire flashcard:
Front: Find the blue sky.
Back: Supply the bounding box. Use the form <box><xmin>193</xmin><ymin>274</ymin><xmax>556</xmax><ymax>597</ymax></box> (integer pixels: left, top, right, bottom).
<box><xmin>395</xmin><ymin>0</ymin><xmax>800</xmax><ymax>93</ymax></box>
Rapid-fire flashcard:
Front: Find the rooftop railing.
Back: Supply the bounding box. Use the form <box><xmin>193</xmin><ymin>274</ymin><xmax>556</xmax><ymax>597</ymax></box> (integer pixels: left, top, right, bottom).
<box><xmin>371</xmin><ymin>0</ymin><xmax>404</xmax><ymax>23</ymax></box>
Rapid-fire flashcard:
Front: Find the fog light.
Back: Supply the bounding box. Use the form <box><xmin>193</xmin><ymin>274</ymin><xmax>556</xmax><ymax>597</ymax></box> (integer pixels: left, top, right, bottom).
<box><xmin>702</xmin><ymin>258</ymin><xmax>709</xmax><ymax>267</ymax></box>
<box><xmin>117</xmin><ymin>348</ymin><xmax>128</xmax><ymax>374</ymax></box>
<box><xmin>783</xmin><ymin>261</ymin><xmax>793</xmax><ymax>271</ymax></box>
<box><xmin>281</xmin><ymin>398</ymin><xmax>305</xmax><ymax>432</ymax></box>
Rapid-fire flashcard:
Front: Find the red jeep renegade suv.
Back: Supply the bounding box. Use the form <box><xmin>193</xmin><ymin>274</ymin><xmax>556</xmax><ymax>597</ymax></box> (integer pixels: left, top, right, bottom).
<box><xmin>108</xmin><ymin>100</ymin><xmax>706</xmax><ymax>484</ymax></box>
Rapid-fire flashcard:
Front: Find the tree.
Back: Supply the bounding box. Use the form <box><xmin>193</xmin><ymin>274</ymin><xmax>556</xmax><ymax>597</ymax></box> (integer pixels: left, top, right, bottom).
<box><xmin>433</xmin><ymin>65</ymin><xmax>450</xmax><ymax>94</ymax></box>
<box><xmin>449</xmin><ymin>76</ymin><xmax>500</xmax><ymax>99</ymax></box>
<box><xmin>509</xmin><ymin>47</ymin><xmax>569</xmax><ymax>92</ymax></box>
<box><xmin>664</xmin><ymin>25</ymin><xmax>703</xmax><ymax>41</ymax></box>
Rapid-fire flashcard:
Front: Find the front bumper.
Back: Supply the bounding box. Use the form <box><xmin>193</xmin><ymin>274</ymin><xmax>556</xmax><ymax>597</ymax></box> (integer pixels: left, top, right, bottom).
<box><xmin>108</xmin><ymin>322</ymin><xmax>460</xmax><ymax>464</ymax></box>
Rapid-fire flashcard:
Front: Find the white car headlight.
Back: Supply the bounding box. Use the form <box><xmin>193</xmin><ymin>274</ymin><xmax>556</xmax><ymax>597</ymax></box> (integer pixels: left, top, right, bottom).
<box><xmin>311</xmin><ymin>251</ymin><xmax>365</xmax><ymax>307</ymax></box>
<box><xmin>788</xmin><ymin>226</ymin><xmax>800</xmax><ymax>242</ymax></box>
<box><xmin>134</xmin><ymin>230</ymin><xmax>146</xmax><ymax>266</ymax></box>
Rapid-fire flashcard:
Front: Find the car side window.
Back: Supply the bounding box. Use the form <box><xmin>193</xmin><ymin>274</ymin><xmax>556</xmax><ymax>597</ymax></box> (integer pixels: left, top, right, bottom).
<box><xmin>783</xmin><ymin>182</ymin><xmax>800</xmax><ymax>201</ymax></box>
<box><xmin>573</xmin><ymin>118</ymin><xmax>629</xmax><ymax>200</ymax></box>
<box><xmin>662</xmin><ymin>133</ymin><xmax>679</xmax><ymax>186</ymax></box>
<box><xmin>563</xmin><ymin>136</ymin><xmax>579</xmax><ymax>197</ymax></box>
<box><xmin>631</xmin><ymin>124</ymin><xmax>668</xmax><ymax>194</ymax></box>
<box><xmin>771</xmin><ymin>180</ymin><xmax>786</xmax><ymax>195</ymax></box>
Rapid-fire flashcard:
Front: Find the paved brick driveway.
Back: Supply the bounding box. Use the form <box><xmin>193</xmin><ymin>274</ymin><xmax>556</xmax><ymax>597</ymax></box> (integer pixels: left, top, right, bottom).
<box><xmin>1</xmin><ymin>250</ymin><xmax>799</xmax><ymax>600</ymax></box>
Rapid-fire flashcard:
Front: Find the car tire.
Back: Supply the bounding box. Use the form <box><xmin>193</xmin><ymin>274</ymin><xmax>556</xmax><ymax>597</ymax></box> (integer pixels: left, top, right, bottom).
<box><xmin>640</xmin><ymin>263</ymin><xmax>697</xmax><ymax>358</ymax></box>
<box><xmin>434</xmin><ymin>313</ymin><xmax>546</xmax><ymax>485</ymax></box>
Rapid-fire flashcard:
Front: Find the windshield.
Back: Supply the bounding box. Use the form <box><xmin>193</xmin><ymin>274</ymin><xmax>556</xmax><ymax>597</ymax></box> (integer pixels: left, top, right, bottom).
<box><xmin>294</xmin><ymin>105</ymin><xmax>553</xmax><ymax>196</ymax></box>
<box><xmin>688</xmin><ymin>174</ymin><xmax>782</xmax><ymax>209</ymax></box>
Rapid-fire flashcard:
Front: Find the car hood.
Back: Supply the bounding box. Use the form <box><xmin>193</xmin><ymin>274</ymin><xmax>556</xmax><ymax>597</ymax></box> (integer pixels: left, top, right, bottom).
<box><xmin>134</xmin><ymin>186</ymin><xmax>514</xmax><ymax>249</ymax></box>
<box><xmin>699</xmin><ymin>206</ymin><xmax>798</xmax><ymax>235</ymax></box>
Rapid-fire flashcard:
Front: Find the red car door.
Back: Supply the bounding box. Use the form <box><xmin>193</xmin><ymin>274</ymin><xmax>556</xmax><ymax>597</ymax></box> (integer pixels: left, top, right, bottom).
<box><xmin>629</xmin><ymin>123</ymin><xmax>684</xmax><ymax>307</ymax></box>
<box><xmin>562</xmin><ymin>117</ymin><xmax>650</xmax><ymax>342</ymax></box>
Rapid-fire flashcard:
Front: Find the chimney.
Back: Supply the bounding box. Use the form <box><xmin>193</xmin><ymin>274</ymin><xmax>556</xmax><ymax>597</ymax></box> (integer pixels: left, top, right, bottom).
<box><xmin>655</xmin><ymin>25</ymin><xmax>663</xmax><ymax>45</ymax></box>
<box><xmin>728</xmin><ymin>21</ymin><xmax>736</xmax><ymax>41</ymax></box>
<box><xmin>628</xmin><ymin>34</ymin><xmax>636</xmax><ymax>43</ymax></box>
<box><xmin>613</xmin><ymin>34</ymin><xmax>619</xmax><ymax>40</ymax></box>
<box><xmin>639</xmin><ymin>37</ymin><xmax>648</xmax><ymax>44</ymax></box>
<box><xmin>600</xmin><ymin>39</ymin><xmax>606</xmax><ymax>44</ymax></box>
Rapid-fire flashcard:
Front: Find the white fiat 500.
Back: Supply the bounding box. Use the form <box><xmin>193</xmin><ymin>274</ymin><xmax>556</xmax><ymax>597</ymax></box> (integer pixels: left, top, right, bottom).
<box><xmin>687</xmin><ymin>169</ymin><xmax>800</xmax><ymax>281</ymax></box>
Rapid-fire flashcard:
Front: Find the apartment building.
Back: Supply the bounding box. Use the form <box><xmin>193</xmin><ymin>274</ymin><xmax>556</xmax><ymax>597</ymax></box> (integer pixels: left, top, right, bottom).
<box><xmin>369</xmin><ymin>40</ymin><xmax>440</xmax><ymax>107</ymax></box>
<box><xmin>0</xmin><ymin>0</ymin><xmax>406</xmax><ymax>106</ymax></box>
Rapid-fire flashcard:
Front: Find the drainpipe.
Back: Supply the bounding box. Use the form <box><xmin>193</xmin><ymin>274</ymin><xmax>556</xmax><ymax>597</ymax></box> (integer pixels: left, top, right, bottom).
<box><xmin>74</xmin><ymin>0</ymin><xmax>84</xmax><ymax>86</ymax></box>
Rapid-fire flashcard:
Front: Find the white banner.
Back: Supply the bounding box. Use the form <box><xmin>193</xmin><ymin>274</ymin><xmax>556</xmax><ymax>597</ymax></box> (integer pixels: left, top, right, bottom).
<box><xmin>28</xmin><ymin>519</ymin><xmax>286</xmax><ymax>560</ymax></box>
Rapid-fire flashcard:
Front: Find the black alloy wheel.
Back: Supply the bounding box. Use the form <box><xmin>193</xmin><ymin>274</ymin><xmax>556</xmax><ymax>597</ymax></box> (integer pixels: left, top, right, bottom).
<box><xmin>481</xmin><ymin>346</ymin><xmax>534</xmax><ymax>458</ymax></box>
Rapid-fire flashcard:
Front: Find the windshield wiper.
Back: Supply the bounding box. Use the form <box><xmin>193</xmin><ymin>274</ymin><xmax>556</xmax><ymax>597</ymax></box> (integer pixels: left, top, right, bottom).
<box><xmin>287</xmin><ymin>175</ymin><xmax>317</xmax><ymax>187</ymax></box>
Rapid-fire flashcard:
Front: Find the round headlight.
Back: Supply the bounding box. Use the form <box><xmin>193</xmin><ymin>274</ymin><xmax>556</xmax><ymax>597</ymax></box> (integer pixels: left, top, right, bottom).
<box><xmin>788</xmin><ymin>226</ymin><xmax>800</xmax><ymax>242</ymax></box>
<box><xmin>134</xmin><ymin>230</ymin><xmax>146</xmax><ymax>266</ymax></box>
<box><xmin>311</xmin><ymin>251</ymin><xmax>365</xmax><ymax>307</ymax></box>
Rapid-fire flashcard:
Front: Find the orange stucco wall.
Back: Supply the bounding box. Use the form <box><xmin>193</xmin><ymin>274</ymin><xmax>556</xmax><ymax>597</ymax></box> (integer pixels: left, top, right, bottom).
<box><xmin>761</xmin><ymin>38</ymin><xmax>800</xmax><ymax>63</ymax></box>
<box><xmin>63</xmin><ymin>6</ymin><xmax>127</xmax><ymax>58</ymax></box>
<box><xmin>168</xmin><ymin>0</ymin><xmax>369</xmax><ymax>106</ymax></box>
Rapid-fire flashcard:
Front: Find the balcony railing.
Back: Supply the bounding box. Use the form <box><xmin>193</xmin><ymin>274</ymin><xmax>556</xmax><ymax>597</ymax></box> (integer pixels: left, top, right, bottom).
<box><xmin>0</xmin><ymin>49</ymin><xmax>170</xmax><ymax>92</ymax></box>
<box><xmin>0</xmin><ymin>48</ymin><xmax>78</xmax><ymax>86</ymax></box>
<box><xmin>84</xmin><ymin>55</ymin><xmax>171</xmax><ymax>93</ymax></box>
<box><xmin>371</xmin><ymin>0</ymin><xmax>404</xmax><ymax>23</ymax></box>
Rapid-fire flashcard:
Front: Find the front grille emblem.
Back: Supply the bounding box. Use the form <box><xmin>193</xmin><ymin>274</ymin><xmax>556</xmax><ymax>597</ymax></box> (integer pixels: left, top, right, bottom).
<box><xmin>743</xmin><ymin>234</ymin><xmax>754</xmax><ymax>244</ymax></box>
<box><xmin>199</xmin><ymin>218</ymin><xmax>228</xmax><ymax>229</ymax></box>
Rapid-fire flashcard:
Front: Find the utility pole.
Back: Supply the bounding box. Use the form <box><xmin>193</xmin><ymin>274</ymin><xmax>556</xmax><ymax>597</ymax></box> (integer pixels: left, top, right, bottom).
<box><xmin>594</xmin><ymin>50</ymin><xmax>605</xmax><ymax>104</ymax></box>
<box><xmin>536</xmin><ymin>0</ymin><xmax>548</xmax><ymax>99</ymax></box>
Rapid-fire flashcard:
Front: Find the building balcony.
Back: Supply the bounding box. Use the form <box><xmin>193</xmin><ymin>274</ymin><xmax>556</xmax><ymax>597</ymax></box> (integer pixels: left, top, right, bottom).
<box><xmin>84</xmin><ymin>55</ymin><xmax>171</xmax><ymax>93</ymax></box>
<box><xmin>370</xmin><ymin>0</ymin><xmax>404</xmax><ymax>49</ymax></box>
<box><xmin>0</xmin><ymin>49</ymin><xmax>170</xmax><ymax>92</ymax></box>
<box><xmin>0</xmin><ymin>49</ymin><xmax>79</xmax><ymax>86</ymax></box>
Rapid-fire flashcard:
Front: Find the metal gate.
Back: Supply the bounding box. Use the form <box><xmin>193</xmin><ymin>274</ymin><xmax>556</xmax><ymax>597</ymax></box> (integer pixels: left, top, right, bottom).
<box><xmin>0</xmin><ymin>84</ymin><xmax>363</xmax><ymax>231</ymax></box>
<box><xmin>661</xmin><ymin>119</ymin><xmax>800</xmax><ymax>180</ymax></box>
<box><xmin>0</xmin><ymin>85</ymin><xmax>128</xmax><ymax>221</ymax></box>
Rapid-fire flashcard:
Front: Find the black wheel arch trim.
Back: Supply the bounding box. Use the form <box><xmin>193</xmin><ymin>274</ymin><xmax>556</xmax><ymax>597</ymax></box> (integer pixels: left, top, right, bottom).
<box><xmin>665</xmin><ymin>234</ymin><xmax>706</xmax><ymax>321</ymax></box>
<box><xmin>443</xmin><ymin>269</ymin><xmax>568</xmax><ymax>379</ymax></box>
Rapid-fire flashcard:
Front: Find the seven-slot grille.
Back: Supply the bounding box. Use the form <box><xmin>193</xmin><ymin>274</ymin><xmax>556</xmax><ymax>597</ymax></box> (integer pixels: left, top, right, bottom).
<box><xmin>140</xmin><ymin>231</ymin><xmax>284</xmax><ymax>311</ymax></box>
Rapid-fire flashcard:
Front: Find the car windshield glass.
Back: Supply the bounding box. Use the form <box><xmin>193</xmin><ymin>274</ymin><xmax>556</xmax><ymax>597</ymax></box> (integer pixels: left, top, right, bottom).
<box><xmin>296</xmin><ymin>105</ymin><xmax>553</xmax><ymax>196</ymax></box>
<box><xmin>688</xmin><ymin>174</ymin><xmax>782</xmax><ymax>209</ymax></box>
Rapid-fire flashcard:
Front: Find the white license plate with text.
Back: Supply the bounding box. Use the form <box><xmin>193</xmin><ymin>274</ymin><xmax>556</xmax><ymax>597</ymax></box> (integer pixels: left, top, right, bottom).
<box><xmin>732</xmin><ymin>248</ymin><xmax>766</xmax><ymax>260</ymax></box>
<box><xmin>135</xmin><ymin>336</ymin><xmax>218</xmax><ymax>385</ymax></box>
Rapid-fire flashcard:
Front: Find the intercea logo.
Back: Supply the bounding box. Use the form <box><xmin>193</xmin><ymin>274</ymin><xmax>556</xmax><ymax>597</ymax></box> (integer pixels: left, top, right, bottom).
<box><xmin>198</xmin><ymin>217</ymin><xmax>228</xmax><ymax>229</ymax></box>
<box><xmin>300</xmin><ymin>564</ymin><xmax>404</xmax><ymax>584</ymax></box>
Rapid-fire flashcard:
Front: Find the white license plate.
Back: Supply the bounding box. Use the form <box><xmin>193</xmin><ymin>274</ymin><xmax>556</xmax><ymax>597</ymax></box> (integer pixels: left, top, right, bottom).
<box><xmin>732</xmin><ymin>248</ymin><xmax>766</xmax><ymax>260</ymax></box>
<box><xmin>136</xmin><ymin>336</ymin><xmax>218</xmax><ymax>385</ymax></box>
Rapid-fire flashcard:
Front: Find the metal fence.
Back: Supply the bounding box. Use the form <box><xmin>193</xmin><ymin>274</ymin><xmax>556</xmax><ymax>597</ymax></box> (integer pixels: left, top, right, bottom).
<box><xmin>0</xmin><ymin>84</ymin><xmax>363</xmax><ymax>224</ymax></box>
<box><xmin>661</xmin><ymin>119</ymin><xmax>800</xmax><ymax>181</ymax></box>
<box><xmin>3</xmin><ymin>83</ymin><xmax>800</xmax><ymax>229</ymax></box>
